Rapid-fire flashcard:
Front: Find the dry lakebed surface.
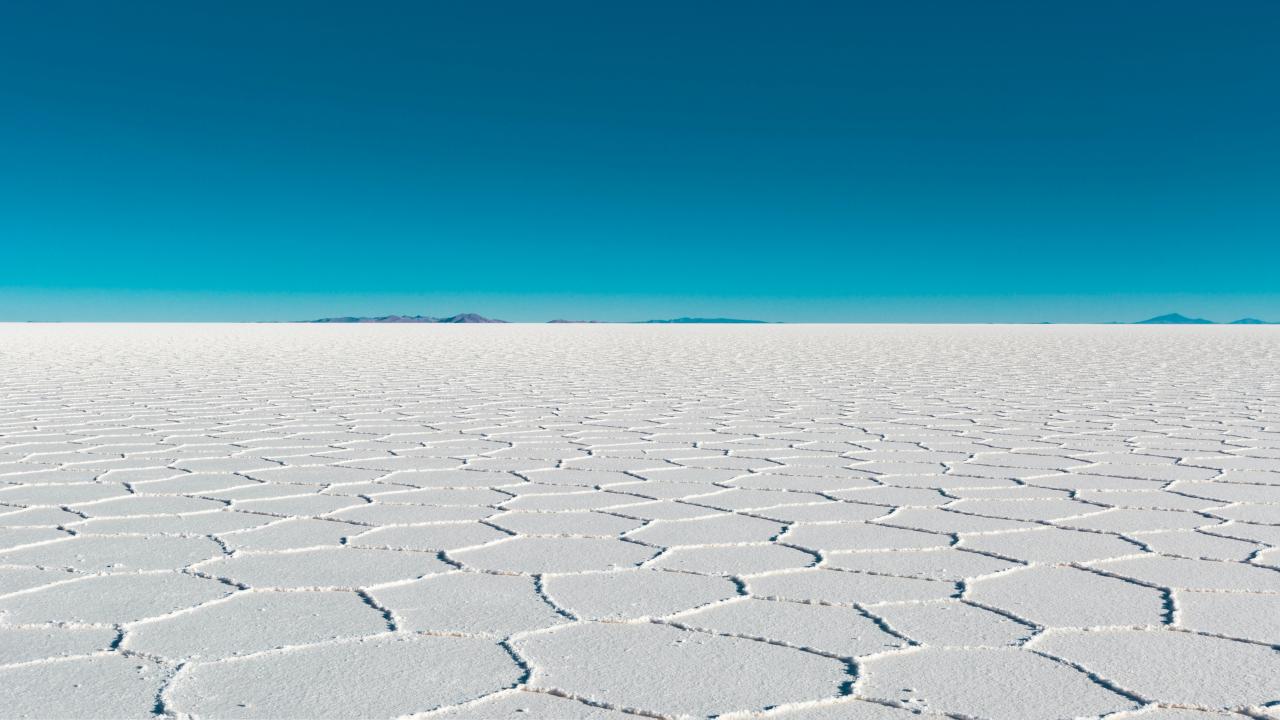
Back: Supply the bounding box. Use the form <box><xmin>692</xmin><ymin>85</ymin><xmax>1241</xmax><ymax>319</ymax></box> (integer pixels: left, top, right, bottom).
<box><xmin>0</xmin><ymin>324</ymin><xmax>1278</xmax><ymax>719</ymax></box>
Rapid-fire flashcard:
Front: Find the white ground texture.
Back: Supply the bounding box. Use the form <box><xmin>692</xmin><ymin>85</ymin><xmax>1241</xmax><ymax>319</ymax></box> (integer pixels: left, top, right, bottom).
<box><xmin>1</xmin><ymin>324</ymin><xmax>1278</xmax><ymax>720</ymax></box>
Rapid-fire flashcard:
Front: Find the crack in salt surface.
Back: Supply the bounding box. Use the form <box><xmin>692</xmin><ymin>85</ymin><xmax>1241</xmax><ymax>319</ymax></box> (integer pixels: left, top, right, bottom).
<box><xmin>1</xmin><ymin>324</ymin><xmax>1278</xmax><ymax>718</ymax></box>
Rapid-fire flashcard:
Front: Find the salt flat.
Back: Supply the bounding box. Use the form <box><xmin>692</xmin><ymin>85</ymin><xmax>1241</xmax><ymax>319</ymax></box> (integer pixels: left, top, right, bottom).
<box><xmin>1</xmin><ymin>324</ymin><xmax>1278</xmax><ymax>719</ymax></box>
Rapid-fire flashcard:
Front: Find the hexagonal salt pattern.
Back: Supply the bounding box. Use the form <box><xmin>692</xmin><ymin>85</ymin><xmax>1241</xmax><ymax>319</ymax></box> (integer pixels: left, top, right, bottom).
<box><xmin>1</xmin><ymin>323</ymin><xmax>1278</xmax><ymax>718</ymax></box>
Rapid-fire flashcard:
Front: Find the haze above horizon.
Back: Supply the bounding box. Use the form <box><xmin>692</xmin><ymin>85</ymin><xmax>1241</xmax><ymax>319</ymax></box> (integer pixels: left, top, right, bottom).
<box><xmin>2</xmin><ymin>2</ymin><xmax>1278</xmax><ymax>322</ymax></box>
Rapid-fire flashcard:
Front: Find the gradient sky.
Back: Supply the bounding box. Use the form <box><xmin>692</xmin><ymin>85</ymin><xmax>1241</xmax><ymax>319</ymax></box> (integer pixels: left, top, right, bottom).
<box><xmin>2</xmin><ymin>1</ymin><xmax>1278</xmax><ymax>322</ymax></box>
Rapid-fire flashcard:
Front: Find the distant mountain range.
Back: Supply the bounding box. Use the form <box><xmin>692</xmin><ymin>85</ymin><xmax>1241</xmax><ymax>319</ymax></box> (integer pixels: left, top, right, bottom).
<box><xmin>299</xmin><ymin>312</ymin><xmax>1273</xmax><ymax>325</ymax></box>
<box><xmin>1135</xmin><ymin>313</ymin><xmax>1214</xmax><ymax>324</ymax></box>
<box><xmin>308</xmin><ymin>313</ymin><xmax>505</xmax><ymax>323</ymax></box>
<box><xmin>1135</xmin><ymin>313</ymin><xmax>1274</xmax><ymax>325</ymax></box>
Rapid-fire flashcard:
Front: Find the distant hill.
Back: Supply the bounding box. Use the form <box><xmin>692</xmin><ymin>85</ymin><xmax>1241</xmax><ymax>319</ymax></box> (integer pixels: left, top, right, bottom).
<box><xmin>640</xmin><ymin>317</ymin><xmax>768</xmax><ymax>324</ymax></box>
<box><xmin>1134</xmin><ymin>313</ymin><xmax>1274</xmax><ymax>325</ymax></box>
<box><xmin>1135</xmin><ymin>313</ymin><xmax>1214</xmax><ymax>325</ymax></box>
<box><xmin>307</xmin><ymin>313</ymin><xmax>505</xmax><ymax>323</ymax></box>
<box><xmin>437</xmin><ymin>313</ymin><xmax>505</xmax><ymax>323</ymax></box>
<box><xmin>547</xmin><ymin>319</ymin><xmax>601</xmax><ymax>323</ymax></box>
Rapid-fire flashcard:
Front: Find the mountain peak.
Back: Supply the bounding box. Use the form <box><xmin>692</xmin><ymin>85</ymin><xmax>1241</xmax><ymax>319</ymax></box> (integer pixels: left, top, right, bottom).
<box><xmin>1135</xmin><ymin>313</ymin><xmax>1214</xmax><ymax>325</ymax></box>
<box><xmin>437</xmin><ymin>313</ymin><xmax>505</xmax><ymax>323</ymax></box>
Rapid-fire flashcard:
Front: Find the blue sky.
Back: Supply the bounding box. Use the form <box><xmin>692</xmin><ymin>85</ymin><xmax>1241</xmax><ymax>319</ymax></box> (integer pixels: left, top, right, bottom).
<box><xmin>2</xmin><ymin>1</ymin><xmax>1278</xmax><ymax>322</ymax></box>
